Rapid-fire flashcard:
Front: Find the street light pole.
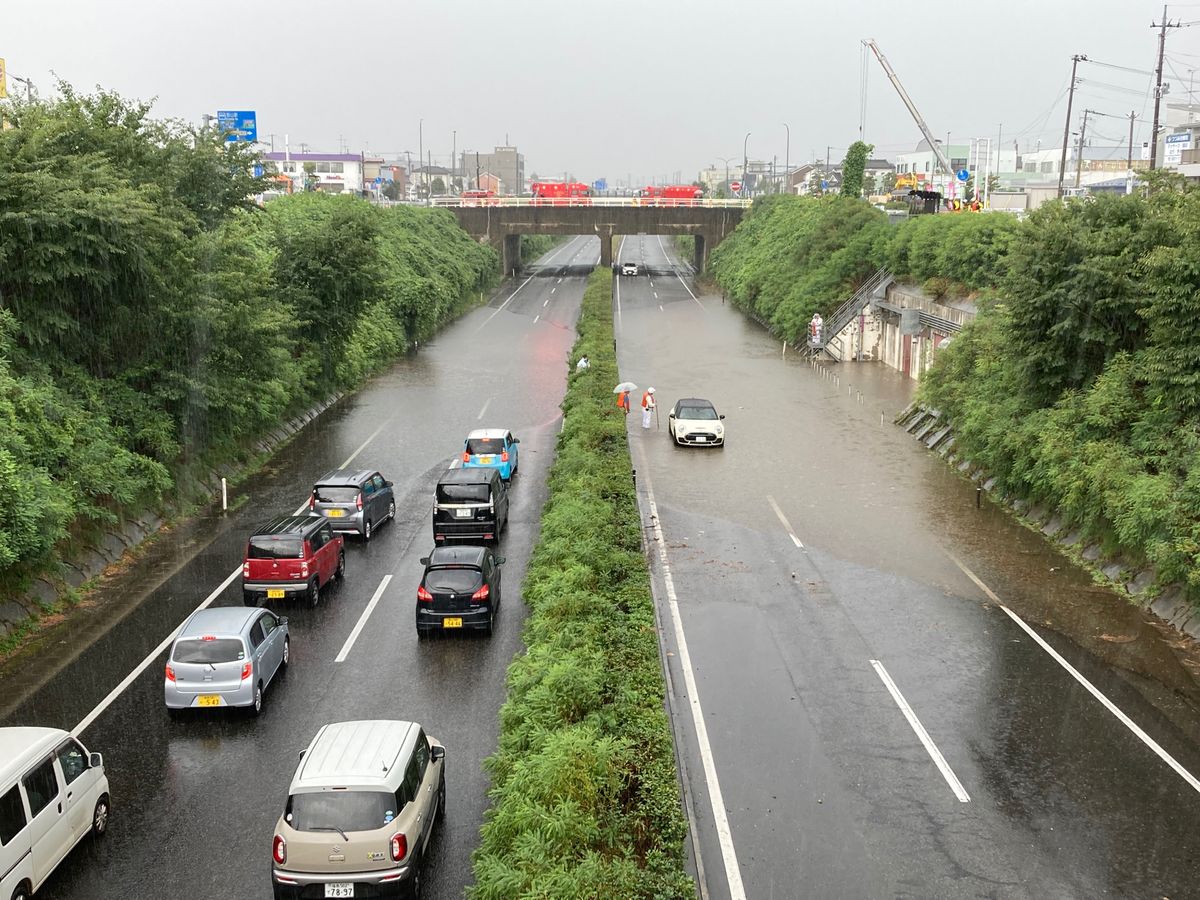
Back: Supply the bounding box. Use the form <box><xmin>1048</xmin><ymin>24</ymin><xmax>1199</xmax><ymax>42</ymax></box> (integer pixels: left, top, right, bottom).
<box><xmin>783</xmin><ymin>123</ymin><xmax>790</xmax><ymax>193</ymax></box>
<box><xmin>743</xmin><ymin>132</ymin><xmax>751</xmax><ymax>197</ymax></box>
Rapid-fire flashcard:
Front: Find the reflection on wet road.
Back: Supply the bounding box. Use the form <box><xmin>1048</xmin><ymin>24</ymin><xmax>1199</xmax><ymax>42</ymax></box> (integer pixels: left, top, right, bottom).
<box><xmin>617</xmin><ymin>234</ymin><xmax>1200</xmax><ymax>898</ymax></box>
<box><xmin>0</xmin><ymin>237</ymin><xmax>596</xmax><ymax>899</ymax></box>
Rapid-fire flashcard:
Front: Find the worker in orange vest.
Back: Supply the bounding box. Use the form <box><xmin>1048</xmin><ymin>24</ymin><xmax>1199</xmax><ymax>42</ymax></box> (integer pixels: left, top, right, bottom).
<box><xmin>616</xmin><ymin>390</ymin><xmax>631</xmax><ymax>415</ymax></box>
<box><xmin>641</xmin><ymin>387</ymin><xmax>656</xmax><ymax>429</ymax></box>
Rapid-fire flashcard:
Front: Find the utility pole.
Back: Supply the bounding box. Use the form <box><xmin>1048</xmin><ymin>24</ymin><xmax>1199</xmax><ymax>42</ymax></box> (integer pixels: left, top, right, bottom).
<box><xmin>452</xmin><ymin>130</ymin><xmax>457</xmax><ymax>190</ymax></box>
<box><xmin>1127</xmin><ymin>110</ymin><xmax>1137</xmax><ymax>193</ymax></box>
<box><xmin>1058</xmin><ymin>54</ymin><xmax>1086</xmax><ymax>197</ymax></box>
<box><xmin>743</xmin><ymin>132</ymin><xmax>751</xmax><ymax>197</ymax></box>
<box><xmin>783</xmin><ymin>123</ymin><xmax>790</xmax><ymax>192</ymax></box>
<box><xmin>1075</xmin><ymin>109</ymin><xmax>1092</xmax><ymax>188</ymax></box>
<box><xmin>1150</xmin><ymin>6</ymin><xmax>1181</xmax><ymax>169</ymax></box>
<box><xmin>418</xmin><ymin>118</ymin><xmax>424</xmax><ymax>198</ymax></box>
<box><xmin>475</xmin><ymin>151</ymin><xmax>481</xmax><ymax>190</ymax></box>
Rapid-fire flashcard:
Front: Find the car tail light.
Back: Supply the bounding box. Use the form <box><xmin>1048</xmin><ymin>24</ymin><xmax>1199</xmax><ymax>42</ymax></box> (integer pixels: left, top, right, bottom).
<box><xmin>483</xmin><ymin>533</ymin><xmax>494</xmax><ymax>540</ymax></box>
<box><xmin>356</xmin><ymin>492</ymin><xmax>363</xmax><ymax>511</ymax></box>
<box><xmin>273</xmin><ymin>834</ymin><xmax>287</xmax><ymax>865</ymax></box>
<box><xmin>500</xmin><ymin>451</ymin><xmax>509</xmax><ymax>462</ymax></box>
<box><xmin>471</xmin><ymin>584</ymin><xmax>490</xmax><ymax>602</ymax></box>
<box><xmin>309</xmin><ymin>493</ymin><xmax>315</xmax><ymax>510</ymax></box>
<box><xmin>417</xmin><ymin>585</ymin><xmax>433</xmax><ymax>602</ymax></box>
<box><xmin>300</xmin><ymin>560</ymin><xmax>309</xmax><ymax>578</ymax></box>
<box><xmin>165</xmin><ymin>664</ymin><xmax>176</xmax><ymax>682</ymax></box>
<box><xmin>463</xmin><ymin>451</ymin><xmax>470</xmax><ymax>462</ymax></box>
<box><xmin>242</xmin><ymin>560</ymin><xmax>250</xmax><ymax>578</ymax></box>
<box><xmin>241</xmin><ymin>662</ymin><xmax>252</xmax><ymax>681</ymax></box>
<box><xmin>390</xmin><ymin>832</ymin><xmax>407</xmax><ymax>862</ymax></box>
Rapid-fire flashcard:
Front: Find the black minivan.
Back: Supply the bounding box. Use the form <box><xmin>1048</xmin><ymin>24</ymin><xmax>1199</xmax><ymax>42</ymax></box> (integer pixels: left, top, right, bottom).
<box><xmin>433</xmin><ymin>467</ymin><xmax>509</xmax><ymax>545</ymax></box>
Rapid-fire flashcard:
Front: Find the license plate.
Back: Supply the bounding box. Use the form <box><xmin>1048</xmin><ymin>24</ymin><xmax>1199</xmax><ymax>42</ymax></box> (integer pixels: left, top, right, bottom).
<box><xmin>455</xmin><ymin>508</ymin><xmax>472</xmax><ymax>518</ymax></box>
<box><xmin>324</xmin><ymin>885</ymin><xmax>354</xmax><ymax>899</ymax></box>
<box><xmin>480</xmin><ymin>455</ymin><xmax>494</xmax><ymax>464</ymax></box>
<box><xmin>267</xmin><ymin>588</ymin><xmax>285</xmax><ymax>599</ymax></box>
<box><xmin>443</xmin><ymin>618</ymin><xmax>463</xmax><ymax>628</ymax></box>
<box><xmin>196</xmin><ymin>695</ymin><xmax>222</xmax><ymax>707</ymax></box>
<box><xmin>694</xmin><ymin>436</ymin><xmax>707</xmax><ymax>442</ymax></box>
<box><xmin>325</xmin><ymin>508</ymin><xmax>345</xmax><ymax>517</ymax></box>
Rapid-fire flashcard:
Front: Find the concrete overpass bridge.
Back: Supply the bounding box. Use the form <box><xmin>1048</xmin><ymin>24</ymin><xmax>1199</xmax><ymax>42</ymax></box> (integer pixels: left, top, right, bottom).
<box><xmin>437</xmin><ymin>198</ymin><xmax>749</xmax><ymax>274</ymax></box>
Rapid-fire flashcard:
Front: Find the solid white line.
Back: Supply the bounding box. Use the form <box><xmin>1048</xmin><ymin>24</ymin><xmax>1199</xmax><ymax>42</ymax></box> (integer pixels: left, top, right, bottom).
<box><xmin>766</xmin><ymin>495</ymin><xmax>804</xmax><ymax>549</ymax></box>
<box><xmin>871</xmin><ymin>659</ymin><xmax>971</xmax><ymax>803</ymax></box>
<box><xmin>616</xmin><ymin>266</ymin><xmax>623</xmax><ymax>327</ymax></box>
<box><xmin>642</xmin><ymin>469</ymin><xmax>747</xmax><ymax>899</ymax></box>
<box><xmin>477</xmin><ymin>398</ymin><xmax>491</xmax><ymax>420</ymax></box>
<box><xmin>73</xmin><ymin>566</ymin><xmax>242</xmax><ymax>736</ymax></box>
<box><xmin>335</xmin><ymin>575</ymin><xmax>392</xmax><ymax>663</ymax></box>
<box><xmin>658</xmin><ymin>235</ymin><xmax>705</xmax><ymax>308</ymax></box>
<box><xmin>945</xmin><ymin>552</ymin><xmax>1200</xmax><ymax>796</ymax></box>
<box><xmin>339</xmin><ymin>417</ymin><xmax>391</xmax><ymax>470</ymax></box>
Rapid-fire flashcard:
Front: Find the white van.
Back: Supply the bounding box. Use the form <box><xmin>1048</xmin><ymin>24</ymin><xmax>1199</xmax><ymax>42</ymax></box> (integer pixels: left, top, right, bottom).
<box><xmin>0</xmin><ymin>728</ymin><xmax>110</xmax><ymax>900</ymax></box>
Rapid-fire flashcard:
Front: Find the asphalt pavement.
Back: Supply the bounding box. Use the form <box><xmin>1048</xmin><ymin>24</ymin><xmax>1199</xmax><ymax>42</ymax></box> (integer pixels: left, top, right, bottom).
<box><xmin>615</xmin><ymin>234</ymin><xmax>1200</xmax><ymax>899</ymax></box>
<box><xmin>0</xmin><ymin>235</ymin><xmax>599</xmax><ymax>899</ymax></box>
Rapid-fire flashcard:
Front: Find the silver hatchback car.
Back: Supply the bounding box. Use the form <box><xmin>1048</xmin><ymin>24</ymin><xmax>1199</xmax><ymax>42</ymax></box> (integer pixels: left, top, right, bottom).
<box><xmin>165</xmin><ymin>606</ymin><xmax>290</xmax><ymax>717</ymax></box>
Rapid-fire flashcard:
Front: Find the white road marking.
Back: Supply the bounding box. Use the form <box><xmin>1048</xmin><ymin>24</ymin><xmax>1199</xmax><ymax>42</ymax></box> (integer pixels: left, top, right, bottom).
<box><xmin>340</xmin><ymin>417</ymin><xmax>392</xmax><ymax>470</ymax></box>
<box><xmin>870</xmin><ymin>659</ymin><xmax>971</xmax><ymax>803</ymax></box>
<box><xmin>946</xmin><ymin>552</ymin><xmax>1200</xmax><ymax>796</ymax></box>
<box><xmin>335</xmin><ymin>575</ymin><xmax>393</xmax><ymax>663</ymax></box>
<box><xmin>659</xmin><ymin>304</ymin><xmax>664</xmax><ymax>312</ymax></box>
<box><xmin>477</xmin><ymin>398</ymin><xmax>491</xmax><ymax>420</ymax></box>
<box><xmin>557</xmin><ymin>277</ymin><xmax>563</xmax><ymax>284</ymax></box>
<box><xmin>478</xmin><ymin>238</ymin><xmax>578</xmax><ymax>331</ymax></box>
<box><xmin>658</xmin><ymin>235</ymin><xmax>705</xmax><ymax>308</ymax></box>
<box><xmin>642</xmin><ymin>468</ymin><xmax>747</xmax><ymax>900</ymax></box>
<box><xmin>766</xmin><ymin>495</ymin><xmax>804</xmax><ymax>548</ymax></box>
<box><xmin>533</xmin><ymin>314</ymin><xmax>540</xmax><ymax>324</ymax></box>
<box><xmin>73</xmin><ymin>566</ymin><xmax>242</xmax><ymax>736</ymax></box>
<box><xmin>653</xmin><ymin>291</ymin><xmax>658</xmax><ymax>299</ymax></box>
<box><xmin>543</xmin><ymin>298</ymin><xmax>549</xmax><ymax>307</ymax></box>
<box><xmin>616</xmin><ymin>265</ymin><xmax>623</xmax><ymax>326</ymax></box>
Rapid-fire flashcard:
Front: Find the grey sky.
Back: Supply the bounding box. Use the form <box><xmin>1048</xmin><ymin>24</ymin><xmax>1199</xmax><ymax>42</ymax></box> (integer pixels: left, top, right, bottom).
<box><xmin>9</xmin><ymin>1</ymin><xmax>1195</xmax><ymax>183</ymax></box>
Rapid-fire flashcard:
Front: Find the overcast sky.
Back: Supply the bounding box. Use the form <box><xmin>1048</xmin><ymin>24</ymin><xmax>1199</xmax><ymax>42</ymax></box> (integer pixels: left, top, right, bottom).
<box><xmin>9</xmin><ymin>1</ymin><xmax>1197</xmax><ymax>183</ymax></box>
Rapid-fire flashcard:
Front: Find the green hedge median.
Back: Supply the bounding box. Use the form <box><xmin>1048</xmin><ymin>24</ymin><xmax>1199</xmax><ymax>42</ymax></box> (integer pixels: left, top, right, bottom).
<box><xmin>469</xmin><ymin>268</ymin><xmax>693</xmax><ymax>899</ymax></box>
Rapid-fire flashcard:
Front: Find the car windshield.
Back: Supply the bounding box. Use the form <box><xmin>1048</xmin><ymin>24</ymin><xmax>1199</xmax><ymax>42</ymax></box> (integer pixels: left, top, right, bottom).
<box><xmin>287</xmin><ymin>791</ymin><xmax>396</xmax><ymax>833</ymax></box>
<box><xmin>248</xmin><ymin>536</ymin><xmax>305</xmax><ymax>559</ymax></box>
<box><xmin>173</xmin><ymin>638</ymin><xmax>245</xmax><ymax>663</ymax></box>
<box><xmin>678</xmin><ymin>405</ymin><xmax>718</xmax><ymax>420</ymax></box>
<box><xmin>438</xmin><ymin>483</ymin><xmax>490</xmax><ymax>503</ymax></box>
<box><xmin>467</xmin><ymin>437</ymin><xmax>504</xmax><ymax>455</ymax></box>
<box><xmin>426</xmin><ymin>567</ymin><xmax>483</xmax><ymax>593</ymax></box>
<box><xmin>314</xmin><ymin>485</ymin><xmax>359</xmax><ymax>503</ymax></box>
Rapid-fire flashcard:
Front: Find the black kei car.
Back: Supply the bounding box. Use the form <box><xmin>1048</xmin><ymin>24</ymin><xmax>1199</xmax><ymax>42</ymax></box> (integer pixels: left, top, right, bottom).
<box><xmin>432</xmin><ymin>467</ymin><xmax>509</xmax><ymax>545</ymax></box>
<box><xmin>415</xmin><ymin>545</ymin><xmax>505</xmax><ymax>637</ymax></box>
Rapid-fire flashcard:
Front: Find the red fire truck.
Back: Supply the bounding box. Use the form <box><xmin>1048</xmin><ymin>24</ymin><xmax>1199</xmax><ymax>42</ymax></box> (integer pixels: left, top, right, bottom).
<box><xmin>460</xmin><ymin>189</ymin><xmax>498</xmax><ymax>207</ymax></box>
<box><xmin>639</xmin><ymin>185</ymin><xmax>704</xmax><ymax>206</ymax></box>
<box><xmin>531</xmin><ymin>181</ymin><xmax>593</xmax><ymax>206</ymax></box>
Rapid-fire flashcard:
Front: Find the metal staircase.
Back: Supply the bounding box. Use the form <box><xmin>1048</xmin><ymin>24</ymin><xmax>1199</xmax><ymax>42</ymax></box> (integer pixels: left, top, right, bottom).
<box><xmin>808</xmin><ymin>267</ymin><xmax>893</xmax><ymax>361</ymax></box>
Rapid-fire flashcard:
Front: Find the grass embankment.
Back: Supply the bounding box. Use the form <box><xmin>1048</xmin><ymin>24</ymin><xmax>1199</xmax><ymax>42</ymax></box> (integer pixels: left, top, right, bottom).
<box><xmin>470</xmin><ymin>268</ymin><xmax>693</xmax><ymax>899</ymax></box>
<box><xmin>520</xmin><ymin>234</ymin><xmax>564</xmax><ymax>263</ymax></box>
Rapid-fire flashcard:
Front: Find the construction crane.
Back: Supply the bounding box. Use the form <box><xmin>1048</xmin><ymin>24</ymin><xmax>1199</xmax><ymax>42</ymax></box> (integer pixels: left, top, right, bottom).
<box><xmin>863</xmin><ymin>39</ymin><xmax>953</xmax><ymax>176</ymax></box>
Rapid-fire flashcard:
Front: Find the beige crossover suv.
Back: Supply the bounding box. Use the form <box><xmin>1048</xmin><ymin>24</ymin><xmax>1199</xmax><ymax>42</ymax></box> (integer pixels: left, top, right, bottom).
<box><xmin>271</xmin><ymin>720</ymin><xmax>445</xmax><ymax>900</ymax></box>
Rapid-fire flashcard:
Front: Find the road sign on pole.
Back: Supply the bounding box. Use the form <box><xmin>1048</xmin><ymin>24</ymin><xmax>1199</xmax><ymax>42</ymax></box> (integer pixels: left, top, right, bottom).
<box><xmin>216</xmin><ymin>110</ymin><xmax>258</xmax><ymax>143</ymax></box>
<box><xmin>956</xmin><ymin>168</ymin><xmax>969</xmax><ymax>181</ymax></box>
<box><xmin>593</xmin><ymin>178</ymin><xmax>607</xmax><ymax>191</ymax></box>
<box><xmin>730</xmin><ymin>180</ymin><xmax>742</xmax><ymax>192</ymax></box>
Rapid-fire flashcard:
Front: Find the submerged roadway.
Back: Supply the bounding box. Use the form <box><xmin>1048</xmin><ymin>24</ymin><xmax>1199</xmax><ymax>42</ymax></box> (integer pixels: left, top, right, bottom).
<box><xmin>615</xmin><ymin>233</ymin><xmax>1200</xmax><ymax>898</ymax></box>
<box><xmin>0</xmin><ymin>236</ymin><xmax>600</xmax><ymax>899</ymax></box>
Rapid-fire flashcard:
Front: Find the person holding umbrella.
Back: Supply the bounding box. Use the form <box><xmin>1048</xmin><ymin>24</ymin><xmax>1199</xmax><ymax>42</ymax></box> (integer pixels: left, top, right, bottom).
<box><xmin>613</xmin><ymin>381</ymin><xmax>637</xmax><ymax>415</ymax></box>
<box><xmin>641</xmin><ymin>387</ymin><xmax>656</xmax><ymax>429</ymax></box>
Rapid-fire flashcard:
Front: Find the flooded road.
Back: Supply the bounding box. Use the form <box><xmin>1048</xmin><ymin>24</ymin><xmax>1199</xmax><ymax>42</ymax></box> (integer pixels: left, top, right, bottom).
<box><xmin>0</xmin><ymin>236</ymin><xmax>598</xmax><ymax>899</ymax></box>
<box><xmin>617</xmin><ymin>235</ymin><xmax>1200</xmax><ymax>898</ymax></box>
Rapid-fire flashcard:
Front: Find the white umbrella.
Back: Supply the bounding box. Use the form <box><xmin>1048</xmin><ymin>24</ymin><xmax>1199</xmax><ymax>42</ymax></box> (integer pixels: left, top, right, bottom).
<box><xmin>612</xmin><ymin>382</ymin><xmax>638</xmax><ymax>393</ymax></box>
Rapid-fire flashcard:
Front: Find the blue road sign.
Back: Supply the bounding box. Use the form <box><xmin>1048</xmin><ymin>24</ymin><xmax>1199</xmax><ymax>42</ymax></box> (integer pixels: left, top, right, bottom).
<box><xmin>252</xmin><ymin>164</ymin><xmax>264</xmax><ymax>178</ymax></box>
<box><xmin>217</xmin><ymin>110</ymin><xmax>257</xmax><ymax>143</ymax></box>
<box><xmin>956</xmin><ymin>168</ymin><xmax>969</xmax><ymax>182</ymax></box>
<box><xmin>593</xmin><ymin>178</ymin><xmax>607</xmax><ymax>191</ymax></box>
<box><xmin>820</xmin><ymin>180</ymin><xmax>828</xmax><ymax>190</ymax></box>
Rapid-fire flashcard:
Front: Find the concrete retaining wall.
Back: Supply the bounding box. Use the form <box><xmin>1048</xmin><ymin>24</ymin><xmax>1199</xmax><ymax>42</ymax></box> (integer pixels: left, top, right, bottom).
<box><xmin>897</xmin><ymin>404</ymin><xmax>1200</xmax><ymax>641</ymax></box>
<box><xmin>0</xmin><ymin>390</ymin><xmax>347</xmax><ymax>641</ymax></box>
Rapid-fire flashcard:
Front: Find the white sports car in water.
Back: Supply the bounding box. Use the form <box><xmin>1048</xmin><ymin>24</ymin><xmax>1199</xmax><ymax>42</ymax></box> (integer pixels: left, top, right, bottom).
<box><xmin>668</xmin><ymin>398</ymin><xmax>725</xmax><ymax>447</ymax></box>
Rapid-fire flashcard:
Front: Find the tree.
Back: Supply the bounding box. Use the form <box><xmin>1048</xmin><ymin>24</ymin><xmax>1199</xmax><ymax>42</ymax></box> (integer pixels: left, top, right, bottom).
<box><xmin>879</xmin><ymin>171</ymin><xmax>898</xmax><ymax>195</ymax></box>
<box><xmin>841</xmin><ymin>141</ymin><xmax>874</xmax><ymax>198</ymax></box>
<box><xmin>431</xmin><ymin>176</ymin><xmax>446</xmax><ymax>195</ymax></box>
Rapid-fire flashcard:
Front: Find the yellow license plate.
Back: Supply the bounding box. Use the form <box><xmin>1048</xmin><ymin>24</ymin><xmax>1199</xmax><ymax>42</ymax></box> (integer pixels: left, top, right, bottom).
<box><xmin>326</xmin><ymin>508</ymin><xmax>345</xmax><ymax>517</ymax></box>
<box><xmin>480</xmin><ymin>456</ymin><xmax>494</xmax><ymax>463</ymax></box>
<box><xmin>197</xmin><ymin>695</ymin><xmax>222</xmax><ymax>707</ymax></box>
<box><xmin>267</xmin><ymin>588</ymin><xmax>285</xmax><ymax>599</ymax></box>
<box><xmin>443</xmin><ymin>618</ymin><xmax>463</xmax><ymax>628</ymax></box>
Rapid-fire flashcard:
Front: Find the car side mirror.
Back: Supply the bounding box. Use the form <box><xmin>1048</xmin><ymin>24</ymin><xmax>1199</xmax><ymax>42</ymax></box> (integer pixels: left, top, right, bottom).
<box><xmin>495</xmin><ymin>556</ymin><xmax>506</xmax><ymax>565</ymax></box>
<box><xmin>420</xmin><ymin>557</ymin><xmax>430</xmax><ymax>566</ymax></box>
<box><xmin>279</xmin><ymin>617</ymin><xmax>289</xmax><ymax>626</ymax></box>
<box><xmin>512</xmin><ymin>438</ymin><xmax>520</xmax><ymax>444</ymax></box>
<box><xmin>88</xmin><ymin>752</ymin><xmax>103</xmax><ymax>769</ymax></box>
<box><xmin>668</xmin><ymin>412</ymin><xmax>675</xmax><ymax>418</ymax></box>
<box><xmin>431</xmin><ymin>745</ymin><xmax>446</xmax><ymax>761</ymax></box>
<box><xmin>720</xmin><ymin>414</ymin><xmax>726</xmax><ymax>420</ymax></box>
<box><xmin>298</xmin><ymin>749</ymin><xmax>307</xmax><ymax>761</ymax></box>
<box><xmin>386</xmin><ymin>480</ymin><xmax>394</xmax><ymax>487</ymax></box>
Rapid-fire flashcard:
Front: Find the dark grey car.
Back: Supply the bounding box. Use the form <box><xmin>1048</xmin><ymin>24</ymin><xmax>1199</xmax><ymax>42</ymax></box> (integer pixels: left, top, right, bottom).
<box><xmin>309</xmin><ymin>469</ymin><xmax>396</xmax><ymax>541</ymax></box>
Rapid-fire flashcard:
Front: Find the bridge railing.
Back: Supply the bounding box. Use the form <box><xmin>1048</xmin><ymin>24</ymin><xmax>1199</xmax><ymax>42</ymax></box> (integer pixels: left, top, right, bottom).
<box><xmin>430</xmin><ymin>197</ymin><xmax>753</xmax><ymax>209</ymax></box>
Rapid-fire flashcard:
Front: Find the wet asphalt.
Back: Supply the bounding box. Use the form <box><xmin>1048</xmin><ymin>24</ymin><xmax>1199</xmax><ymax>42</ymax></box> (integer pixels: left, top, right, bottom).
<box><xmin>0</xmin><ymin>236</ymin><xmax>600</xmax><ymax>899</ymax></box>
<box><xmin>615</xmin><ymin>234</ymin><xmax>1200</xmax><ymax>899</ymax></box>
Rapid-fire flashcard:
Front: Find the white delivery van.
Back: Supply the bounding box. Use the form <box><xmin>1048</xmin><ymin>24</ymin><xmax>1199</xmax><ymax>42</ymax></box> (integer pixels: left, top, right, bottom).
<box><xmin>0</xmin><ymin>728</ymin><xmax>110</xmax><ymax>900</ymax></box>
